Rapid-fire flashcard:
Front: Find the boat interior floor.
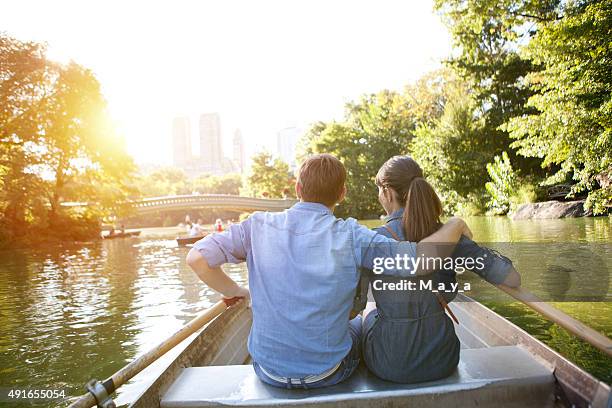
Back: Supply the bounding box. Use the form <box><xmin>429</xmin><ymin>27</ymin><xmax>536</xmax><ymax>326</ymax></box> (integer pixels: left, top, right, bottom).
<box><xmin>160</xmin><ymin>345</ymin><xmax>556</xmax><ymax>408</ymax></box>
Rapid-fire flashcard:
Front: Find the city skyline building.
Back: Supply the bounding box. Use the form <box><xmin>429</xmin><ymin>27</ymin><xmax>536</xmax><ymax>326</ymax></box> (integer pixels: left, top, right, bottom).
<box><xmin>172</xmin><ymin>116</ymin><xmax>192</xmax><ymax>167</ymax></box>
<box><xmin>199</xmin><ymin>113</ymin><xmax>223</xmax><ymax>174</ymax></box>
<box><xmin>277</xmin><ymin>126</ymin><xmax>302</xmax><ymax>171</ymax></box>
<box><xmin>233</xmin><ymin>129</ymin><xmax>246</xmax><ymax>174</ymax></box>
<box><xmin>171</xmin><ymin>113</ymin><xmax>238</xmax><ymax>177</ymax></box>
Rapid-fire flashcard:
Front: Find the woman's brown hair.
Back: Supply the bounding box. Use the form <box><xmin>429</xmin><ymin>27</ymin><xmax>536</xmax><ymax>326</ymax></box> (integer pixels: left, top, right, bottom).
<box><xmin>375</xmin><ymin>156</ymin><xmax>443</xmax><ymax>242</ymax></box>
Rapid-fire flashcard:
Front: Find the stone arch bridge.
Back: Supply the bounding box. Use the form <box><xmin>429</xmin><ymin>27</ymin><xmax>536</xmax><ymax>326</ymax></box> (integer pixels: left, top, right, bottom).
<box><xmin>62</xmin><ymin>194</ymin><xmax>298</xmax><ymax>215</ymax></box>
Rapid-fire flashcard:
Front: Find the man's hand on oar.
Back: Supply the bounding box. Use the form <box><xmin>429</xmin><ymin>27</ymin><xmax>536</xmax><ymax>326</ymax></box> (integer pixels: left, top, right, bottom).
<box><xmin>223</xmin><ymin>286</ymin><xmax>250</xmax><ymax>307</ymax></box>
<box><xmin>186</xmin><ymin>248</ymin><xmax>250</xmax><ymax>306</ymax></box>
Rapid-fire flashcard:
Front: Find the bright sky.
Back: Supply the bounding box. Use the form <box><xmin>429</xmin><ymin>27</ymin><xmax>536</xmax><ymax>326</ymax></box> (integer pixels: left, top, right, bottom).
<box><xmin>2</xmin><ymin>0</ymin><xmax>451</xmax><ymax>166</ymax></box>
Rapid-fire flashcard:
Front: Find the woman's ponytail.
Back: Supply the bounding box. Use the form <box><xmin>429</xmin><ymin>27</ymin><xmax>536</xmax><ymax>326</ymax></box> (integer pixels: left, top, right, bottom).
<box><xmin>376</xmin><ymin>156</ymin><xmax>443</xmax><ymax>242</ymax></box>
<box><xmin>402</xmin><ymin>177</ymin><xmax>443</xmax><ymax>242</ymax></box>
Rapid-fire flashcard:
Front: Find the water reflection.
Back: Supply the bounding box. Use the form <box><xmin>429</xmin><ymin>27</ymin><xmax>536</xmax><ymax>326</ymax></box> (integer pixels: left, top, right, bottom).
<box><xmin>0</xmin><ymin>234</ymin><xmax>241</xmax><ymax>406</ymax></box>
<box><xmin>462</xmin><ymin>216</ymin><xmax>612</xmax><ymax>243</ymax></box>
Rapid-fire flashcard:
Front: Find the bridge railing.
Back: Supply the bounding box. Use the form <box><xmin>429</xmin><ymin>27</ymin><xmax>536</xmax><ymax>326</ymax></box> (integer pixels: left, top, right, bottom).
<box><xmin>132</xmin><ymin>194</ymin><xmax>296</xmax><ymax>209</ymax></box>
<box><xmin>61</xmin><ymin>194</ymin><xmax>298</xmax><ymax>213</ymax></box>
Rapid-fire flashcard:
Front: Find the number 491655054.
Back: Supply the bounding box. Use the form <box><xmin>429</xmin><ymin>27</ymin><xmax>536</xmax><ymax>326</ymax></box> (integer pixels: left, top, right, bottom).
<box><xmin>6</xmin><ymin>388</ymin><xmax>66</xmax><ymax>400</ymax></box>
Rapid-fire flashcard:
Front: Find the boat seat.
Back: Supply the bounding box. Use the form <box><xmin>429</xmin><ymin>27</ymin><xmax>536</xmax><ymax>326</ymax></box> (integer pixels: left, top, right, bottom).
<box><xmin>160</xmin><ymin>345</ymin><xmax>555</xmax><ymax>408</ymax></box>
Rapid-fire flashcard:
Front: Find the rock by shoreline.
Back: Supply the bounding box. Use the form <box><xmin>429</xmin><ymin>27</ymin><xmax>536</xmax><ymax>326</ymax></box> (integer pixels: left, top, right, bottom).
<box><xmin>511</xmin><ymin>200</ymin><xmax>592</xmax><ymax>220</ymax></box>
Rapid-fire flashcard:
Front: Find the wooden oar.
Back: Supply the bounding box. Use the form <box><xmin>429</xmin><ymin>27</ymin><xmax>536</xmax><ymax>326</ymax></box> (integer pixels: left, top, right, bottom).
<box><xmin>68</xmin><ymin>298</ymin><xmax>241</xmax><ymax>408</ymax></box>
<box><xmin>496</xmin><ymin>284</ymin><xmax>612</xmax><ymax>357</ymax></box>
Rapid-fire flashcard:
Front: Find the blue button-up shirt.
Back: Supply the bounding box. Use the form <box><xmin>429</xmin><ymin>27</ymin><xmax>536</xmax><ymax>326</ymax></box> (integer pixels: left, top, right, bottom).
<box><xmin>193</xmin><ymin>202</ymin><xmax>416</xmax><ymax>377</ymax></box>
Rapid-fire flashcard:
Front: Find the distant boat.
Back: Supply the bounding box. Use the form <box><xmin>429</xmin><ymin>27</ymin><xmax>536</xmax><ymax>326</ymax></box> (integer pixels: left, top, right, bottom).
<box><xmin>102</xmin><ymin>231</ymin><xmax>141</xmax><ymax>239</ymax></box>
<box><xmin>176</xmin><ymin>234</ymin><xmax>207</xmax><ymax>246</ymax></box>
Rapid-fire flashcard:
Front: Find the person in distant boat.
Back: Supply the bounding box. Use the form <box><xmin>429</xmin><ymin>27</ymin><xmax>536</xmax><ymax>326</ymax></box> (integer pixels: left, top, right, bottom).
<box><xmin>358</xmin><ymin>155</ymin><xmax>521</xmax><ymax>384</ymax></box>
<box><xmin>214</xmin><ymin>218</ymin><xmax>223</xmax><ymax>232</ymax></box>
<box><xmin>186</xmin><ymin>154</ymin><xmax>472</xmax><ymax>390</ymax></box>
<box><xmin>120</xmin><ymin>224</ymin><xmax>126</xmax><ymax>234</ymax></box>
<box><xmin>189</xmin><ymin>219</ymin><xmax>204</xmax><ymax>237</ymax></box>
<box><xmin>184</xmin><ymin>215</ymin><xmax>193</xmax><ymax>232</ymax></box>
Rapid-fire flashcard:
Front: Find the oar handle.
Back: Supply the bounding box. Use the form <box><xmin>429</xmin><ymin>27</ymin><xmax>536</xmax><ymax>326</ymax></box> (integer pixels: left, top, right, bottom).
<box><xmin>496</xmin><ymin>285</ymin><xmax>612</xmax><ymax>357</ymax></box>
<box><xmin>68</xmin><ymin>298</ymin><xmax>241</xmax><ymax>408</ymax></box>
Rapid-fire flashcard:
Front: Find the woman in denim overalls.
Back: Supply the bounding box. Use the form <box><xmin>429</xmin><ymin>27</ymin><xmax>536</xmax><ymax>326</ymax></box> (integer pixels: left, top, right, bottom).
<box><xmin>361</xmin><ymin>156</ymin><xmax>521</xmax><ymax>383</ymax></box>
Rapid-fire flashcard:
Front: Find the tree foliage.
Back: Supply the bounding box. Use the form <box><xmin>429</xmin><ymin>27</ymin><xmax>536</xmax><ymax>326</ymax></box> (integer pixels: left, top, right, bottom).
<box><xmin>434</xmin><ymin>0</ymin><xmax>559</xmax><ymax>177</ymax></box>
<box><xmin>0</xmin><ymin>34</ymin><xmax>136</xmax><ymax>243</ymax></box>
<box><xmin>410</xmin><ymin>84</ymin><xmax>489</xmax><ymax>214</ymax></box>
<box><xmin>137</xmin><ymin>168</ymin><xmax>242</xmax><ymax>197</ymax></box>
<box><xmin>41</xmin><ymin>62</ymin><xmax>136</xmax><ymax>220</ymax></box>
<box><xmin>244</xmin><ymin>151</ymin><xmax>295</xmax><ymax>198</ymax></box>
<box><xmin>301</xmin><ymin>90</ymin><xmax>424</xmax><ymax>218</ymax></box>
<box><xmin>137</xmin><ymin>167</ymin><xmax>190</xmax><ymax>197</ymax></box>
<box><xmin>505</xmin><ymin>0</ymin><xmax>612</xmax><ymax>213</ymax></box>
<box><xmin>485</xmin><ymin>151</ymin><xmax>519</xmax><ymax>215</ymax></box>
<box><xmin>192</xmin><ymin>173</ymin><xmax>242</xmax><ymax>195</ymax></box>
<box><xmin>1</xmin><ymin>35</ymin><xmax>49</xmax><ymax>234</ymax></box>
<box><xmin>432</xmin><ymin>0</ymin><xmax>609</xmax><ymax>214</ymax></box>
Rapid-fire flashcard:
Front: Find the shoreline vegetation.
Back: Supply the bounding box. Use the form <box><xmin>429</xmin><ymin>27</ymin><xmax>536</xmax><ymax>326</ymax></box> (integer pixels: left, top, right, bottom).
<box><xmin>2</xmin><ymin>198</ymin><xmax>604</xmax><ymax>250</ymax></box>
<box><xmin>1</xmin><ymin>1</ymin><xmax>610</xmax><ymax>249</ymax></box>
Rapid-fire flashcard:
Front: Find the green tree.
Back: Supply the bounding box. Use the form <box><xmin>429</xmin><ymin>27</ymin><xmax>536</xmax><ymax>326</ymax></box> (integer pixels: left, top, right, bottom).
<box><xmin>138</xmin><ymin>167</ymin><xmax>190</xmax><ymax>197</ymax></box>
<box><xmin>244</xmin><ymin>151</ymin><xmax>295</xmax><ymax>198</ymax></box>
<box><xmin>138</xmin><ymin>170</ymin><xmax>243</xmax><ymax>199</ymax></box>
<box><xmin>0</xmin><ymin>34</ymin><xmax>136</xmax><ymax>243</ymax></box>
<box><xmin>296</xmin><ymin>121</ymin><xmax>328</xmax><ymax>164</ymax></box>
<box><xmin>302</xmin><ymin>90</ymin><xmax>417</xmax><ymax>218</ymax></box>
<box><xmin>410</xmin><ymin>85</ymin><xmax>489</xmax><ymax>214</ymax></box>
<box><xmin>300</xmin><ymin>75</ymin><xmax>466</xmax><ymax>218</ymax></box>
<box><xmin>505</xmin><ymin>0</ymin><xmax>612</xmax><ymax>213</ymax></box>
<box><xmin>308</xmin><ymin>122</ymin><xmax>378</xmax><ymax>217</ymax></box>
<box><xmin>0</xmin><ymin>35</ymin><xmax>49</xmax><ymax>236</ymax></box>
<box><xmin>485</xmin><ymin>151</ymin><xmax>519</xmax><ymax>215</ymax></box>
<box><xmin>191</xmin><ymin>173</ymin><xmax>242</xmax><ymax>195</ymax></box>
<box><xmin>403</xmin><ymin>68</ymin><xmax>458</xmax><ymax>126</ymax></box>
<box><xmin>40</xmin><ymin>62</ymin><xmax>135</xmax><ymax>221</ymax></box>
<box><xmin>433</xmin><ymin>0</ymin><xmax>558</xmax><ymax>176</ymax></box>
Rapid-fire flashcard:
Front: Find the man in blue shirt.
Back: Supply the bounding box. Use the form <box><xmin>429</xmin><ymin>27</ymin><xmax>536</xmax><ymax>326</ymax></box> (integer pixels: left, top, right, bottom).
<box><xmin>187</xmin><ymin>154</ymin><xmax>471</xmax><ymax>389</ymax></box>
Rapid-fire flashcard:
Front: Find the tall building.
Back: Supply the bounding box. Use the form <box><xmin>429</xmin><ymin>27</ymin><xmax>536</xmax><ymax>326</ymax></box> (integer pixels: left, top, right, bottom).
<box><xmin>233</xmin><ymin>129</ymin><xmax>246</xmax><ymax>173</ymax></box>
<box><xmin>199</xmin><ymin>113</ymin><xmax>223</xmax><ymax>173</ymax></box>
<box><xmin>277</xmin><ymin>126</ymin><xmax>302</xmax><ymax>171</ymax></box>
<box><xmin>172</xmin><ymin>116</ymin><xmax>192</xmax><ymax>167</ymax></box>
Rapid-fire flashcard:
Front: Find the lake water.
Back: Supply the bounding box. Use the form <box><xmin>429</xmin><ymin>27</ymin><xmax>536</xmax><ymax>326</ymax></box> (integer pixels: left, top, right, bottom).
<box><xmin>0</xmin><ymin>217</ymin><xmax>610</xmax><ymax>406</ymax></box>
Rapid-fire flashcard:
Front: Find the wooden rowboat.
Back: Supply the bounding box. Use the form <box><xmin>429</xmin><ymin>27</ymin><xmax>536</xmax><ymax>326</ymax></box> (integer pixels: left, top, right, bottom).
<box><xmin>102</xmin><ymin>231</ymin><xmax>141</xmax><ymax>239</ymax></box>
<box><xmin>176</xmin><ymin>235</ymin><xmax>207</xmax><ymax>246</ymax></box>
<box><xmin>129</xmin><ymin>295</ymin><xmax>611</xmax><ymax>408</ymax></box>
